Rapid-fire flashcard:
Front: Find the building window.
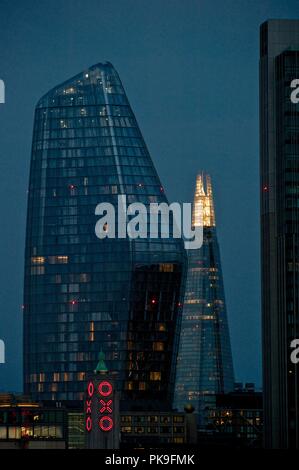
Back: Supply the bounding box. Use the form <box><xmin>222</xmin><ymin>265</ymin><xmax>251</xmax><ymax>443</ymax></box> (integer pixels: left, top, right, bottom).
<box><xmin>148</xmin><ymin>416</ymin><xmax>158</xmax><ymax>423</ymax></box>
<box><xmin>31</xmin><ymin>266</ymin><xmax>45</xmax><ymax>275</ymax></box>
<box><xmin>121</xmin><ymin>426</ymin><xmax>132</xmax><ymax>433</ymax></box>
<box><xmin>147</xmin><ymin>426</ymin><xmax>158</xmax><ymax>433</ymax></box>
<box><xmin>159</xmin><ymin>263</ymin><xmax>174</xmax><ymax>272</ymax></box>
<box><xmin>173</xmin><ymin>415</ymin><xmax>184</xmax><ymax>423</ymax></box>
<box><xmin>150</xmin><ymin>372</ymin><xmax>161</xmax><ymax>381</ymax></box>
<box><xmin>160</xmin><ymin>416</ymin><xmax>171</xmax><ymax>424</ymax></box>
<box><xmin>121</xmin><ymin>416</ymin><xmax>132</xmax><ymax>423</ymax></box>
<box><xmin>48</xmin><ymin>255</ymin><xmax>68</xmax><ymax>264</ymax></box>
<box><xmin>8</xmin><ymin>427</ymin><xmax>21</xmax><ymax>439</ymax></box>
<box><xmin>173</xmin><ymin>437</ymin><xmax>184</xmax><ymax>444</ymax></box>
<box><xmin>31</xmin><ymin>257</ymin><xmax>45</xmax><ymax>264</ymax></box>
<box><xmin>134</xmin><ymin>426</ymin><xmax>144</xmax><ymax>434</ymax></box>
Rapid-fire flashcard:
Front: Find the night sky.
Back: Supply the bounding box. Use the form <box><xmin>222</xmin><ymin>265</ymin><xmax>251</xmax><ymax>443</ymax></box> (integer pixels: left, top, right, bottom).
<box><xmin>0</xmin><ymin>0</ymin><xmax>298</xmax><ymax>392</ymax></box>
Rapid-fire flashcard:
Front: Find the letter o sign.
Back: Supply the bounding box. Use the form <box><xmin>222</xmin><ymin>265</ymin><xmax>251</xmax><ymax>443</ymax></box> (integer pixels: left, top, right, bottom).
<box><xmin>99</xmin><ymin>416</ymin><xmax>113</xmax><ymax>431</ymax></box>
<box><xmin>86</xmin><ymin>416</ymin><xmax>92</xmax><ymax>432</ymax></box>
<box><xmin>87</xmin><ymin>381</ymin><xmax>94</xmax><ymax>397</ymax></box>
<box><xmin>98</xmin><ymin>381</ymin><xmax>112</xmax><ymax>397</ymax></box>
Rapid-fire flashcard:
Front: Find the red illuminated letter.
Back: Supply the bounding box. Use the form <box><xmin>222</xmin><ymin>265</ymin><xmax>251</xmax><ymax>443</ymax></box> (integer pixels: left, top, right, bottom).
<box><xmin>98</xmin><ymin>381</ymin><xmax>112</xmax><ymax>397</ymax></box>
<box><xmin>99</xmin><ymin>399</ymin><xmax>112</xmax><ymax>414</ymax></box>
<box><xmin>99</xmin><ymin>416</ymin><xmax>113</xmax><ymax>432</ymax></box>
<box><xmin>86</xmin><ymin>399</ymin><xmax>92</xmax><ymax>414</ymax></box>
<box><xmin>87</xmin><ymin>381</ymin><xmax>94</xmax><ymax>397</ymax></box>
<box><xmin>86</xmin><ymin>416</ymin><xmax>92</xmax><ymax>432</ymax></box>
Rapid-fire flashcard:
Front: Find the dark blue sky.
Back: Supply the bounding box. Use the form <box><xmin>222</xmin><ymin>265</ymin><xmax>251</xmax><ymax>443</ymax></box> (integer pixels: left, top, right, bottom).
<box><xmin>0</xmin><ymin>0</ymin><xmax>298</xmax><ymax>391</ymax></box>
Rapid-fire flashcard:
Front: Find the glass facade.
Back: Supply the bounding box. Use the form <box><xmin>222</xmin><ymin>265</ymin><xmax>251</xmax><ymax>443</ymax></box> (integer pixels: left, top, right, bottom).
<box><xmin>260</xmin><ymin>20</ymin><xmax>299</xmax><ymax>448</ymax></box>
<box><xmin>23</xmin><ymin>62</ymin><xmax>186</xmax><ymax>409</ymax></box>
<box><xmin>174</xmin><ymin>173</ymin><xmax>234</xmax><ymax>416</ymax></box>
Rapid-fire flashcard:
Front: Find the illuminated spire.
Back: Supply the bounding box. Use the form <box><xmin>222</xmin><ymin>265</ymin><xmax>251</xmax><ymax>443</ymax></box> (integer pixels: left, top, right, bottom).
<box><xmin>192</xmin><ymin>173</ymin><xmax>215</xmax><ymax>227</ymax></box>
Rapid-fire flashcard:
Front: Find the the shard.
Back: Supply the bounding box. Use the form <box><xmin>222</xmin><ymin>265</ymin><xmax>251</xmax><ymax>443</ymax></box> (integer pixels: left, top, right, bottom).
<box><xmin>174</xmin><ymin>173</ymin><xmax>234</xmax><ymax>416</ymax></box>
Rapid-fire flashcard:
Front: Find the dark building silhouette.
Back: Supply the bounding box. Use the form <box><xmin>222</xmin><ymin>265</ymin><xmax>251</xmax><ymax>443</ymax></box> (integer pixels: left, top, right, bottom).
<box><xmin>260</xmin><ymin>19</ymin><xmax>299</xmax><ymax>448</ymax></box>
<box><xmin>23</xmin><ymin>62</ymin><xmax>186</xmax><ymax>410</ymax></box>
<box><xmin>201</xmin><ymin>384</ymin><xmax>263</xmax><ymax>449</ymax></box>
<box><xmin>174</xmin><ymin>173</ymin><xmax>234</xmax><ymax>418</ymax></box>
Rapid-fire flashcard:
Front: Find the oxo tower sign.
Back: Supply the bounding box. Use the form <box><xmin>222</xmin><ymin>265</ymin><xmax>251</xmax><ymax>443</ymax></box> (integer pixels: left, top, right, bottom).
<box><xmin>85</xmin><ymin>374</ymin><xmax>119</xmax><ymax>449</ymax></box>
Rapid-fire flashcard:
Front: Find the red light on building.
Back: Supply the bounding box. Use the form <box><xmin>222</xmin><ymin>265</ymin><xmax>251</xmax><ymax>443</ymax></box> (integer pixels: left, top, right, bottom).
<box><xmin>85</xmin><ymin>381</ymin><xmax>95</xmax><ymax>433</ymax></box>
<box><xmin>100</xmin><ymin>399</ymin><xmax>112</xmax><ymax>414</ymax></box>
<box><xmin>85</xmin><ymin>372</ymin><xmax>118</xmax><ymax>446</ymax></box>
<box><xmin>98</xmin><ymin>381</ymin><xmax>113</xmax><ymax>397</ymax></box>
<box><xmin>99</xmin><ymin>416</ymin><xmax>113</xmax><ymax>432</ymax></box>
<box><xmin>263</xmin><ymin>185</ymin><xmax>268</xmax><ymax>192</ymax></box>
<box><xmin>86</xmin><ymin>416</ymin><xmax>92</xmax><ymax>432</ymax></box>
<box><xmin>87</xmin><ymin>381</ymin><xmax>94</xmax><ymax>397</ymax></box>
<box><xmin>151</xmin><ymin>298</ymin><xmax>157</xmax><ymax>305</ymax></box>
<box><xmin>86</xmin><ymin>400</ymin><xmax>92</xmax><ymax>414</ymax></box>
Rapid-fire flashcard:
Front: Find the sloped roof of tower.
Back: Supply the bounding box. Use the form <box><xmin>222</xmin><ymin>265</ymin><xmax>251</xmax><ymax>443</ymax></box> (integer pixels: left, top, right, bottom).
<box><xmin>95</xmin><ymin>350</ymin><xmax>108</xmax><ymax>374</ymax></box>
<box><xmin>36</xmin><ymin>61</ymin><xmax>118</xmax><ymax>108</ymax></box>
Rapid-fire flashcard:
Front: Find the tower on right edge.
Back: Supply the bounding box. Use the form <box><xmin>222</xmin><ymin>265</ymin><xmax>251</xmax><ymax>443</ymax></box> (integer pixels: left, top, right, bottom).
<box><xmin>260</xmin><ymin>19</ymin><xmax>299</xmax><ymax>448</ymax></box>
<box><xmin>174</xmin><ymin>173</ymin><xmax>234</xmax><ymax>418</ymax></box>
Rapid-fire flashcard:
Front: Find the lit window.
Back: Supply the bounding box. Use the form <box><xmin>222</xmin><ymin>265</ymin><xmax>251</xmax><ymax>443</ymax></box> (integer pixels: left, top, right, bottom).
<box><xmin>48</xmin><ymin>255</ymin><xmax>68</xmax><ymax>264</ymax></box>
<box><xmin>31</xmin><ymin>256</ymin><xmax>45</xmax><ymax>264</ymax></box>
<box><xmin>89</xmin><ymin>321</ymin><xmax>95</xmax><ymax>342</ymax></box>
<box><xmin>39</xmin><ymin>373</ymin><xmax>45</xmax><ymax>383</ymax></box>
<box><xmin>64</xmin><ymin>87</ymin><xmax>75</xmax><ymax>95</ymax></box>
<box><xmin>157</xmin><ymin>323</ymin><xmax>166</xmax><ymax>332</ymax></box>
<box><xmin>135</xmin><ymin>426</ymin><xmax>144</xmax><ymax>434</ymax></box>
<box><xmin>174</xmin><ymin>437</ymin><xmax>184</xmax><ymax>444</ymax></box>
<box><xmin>60</xmin><ymin>120</ymin><xmax>68</xmax><ymax>128</ymax></box>
<box><xmin>159</xmin><ymin>263</ymin><xmax>174</xmax><ymax>272</ymax></box>
<box><xmin>150</xmin><ymin>372</ymin><xmax>161</xmax><ymax>381</ymax></box>
<box><xmin>125</xmin><ymin>382</ymin><xmax>134</xmax><ymax>390</ymax></box>
<box><xmin>121</xmin><ymin>426</ymin><xmax>132</xmax><ymax>433</ymax></box>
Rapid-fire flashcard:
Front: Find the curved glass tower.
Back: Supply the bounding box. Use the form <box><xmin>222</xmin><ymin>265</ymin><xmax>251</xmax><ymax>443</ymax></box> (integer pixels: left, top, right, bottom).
<box><xmin>174</xmin><ymin>173</ymin><xmax>234</xmax><ymax>414</ymax></box>
<box><xmin>23</xmin><ymin>62</ymin><xmax>186</xmax><ymax>409</ymax></box>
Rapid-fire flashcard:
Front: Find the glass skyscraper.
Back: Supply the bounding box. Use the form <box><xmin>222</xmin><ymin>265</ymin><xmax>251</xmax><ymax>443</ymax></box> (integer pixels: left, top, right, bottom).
<box><xmin>174</xmin><ymin>173</ymin><xmax>234</xmax><ymax>416</ymax></box>
<box><xmin>260</xmin><ymin>19</ymin><xmax>299</xmax><ymax>448</ymax></box>
<box><xmin>23</xmin><ymin>62</ymin><xmax>186</xmax><ymax>410</ymax></box>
